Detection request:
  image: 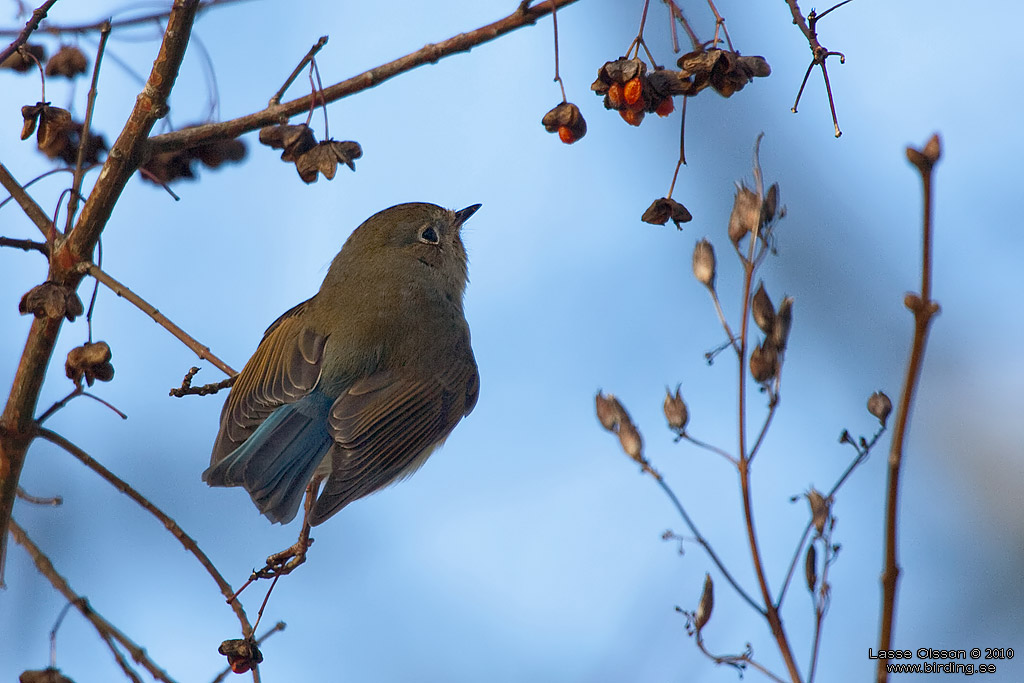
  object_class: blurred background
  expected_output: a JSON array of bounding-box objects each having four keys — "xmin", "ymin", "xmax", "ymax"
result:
[{"xmin": 2, "ymin": 0, "xmax": 1022, "ymax": 681}]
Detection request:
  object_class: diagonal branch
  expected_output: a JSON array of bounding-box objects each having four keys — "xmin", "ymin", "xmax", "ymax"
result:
[
  {"xmin": 147, "ymin": 0, "xmax": 582, "ymax": 156},
  {"xmin": 0, "ymin": 0, "xmax": 60, "ymax": 66},
  {"xmin": 1, "ymin": 0, "xmax": 204, "ymax": 577},
  {"xmin": 35, "ymin": 428, "xmax": 253, "ymax": 636},
  {"xmin": 9, "ymin": 518, "xmax": 180, "ymax": 683}
]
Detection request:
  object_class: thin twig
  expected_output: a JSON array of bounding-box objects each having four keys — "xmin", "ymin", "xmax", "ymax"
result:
[
  {"xmin": 0, "ymin": 236, "xmax": 49, "ymax": 254},
  {"xmin": 80, "ymin": 262, "xmax": 237, "ymax": 377},
  {"xmin": 147, "ymin": 0, "xmax": 583, "ymax": 156},
  {"xmin": 0, "ymin": 0, "xmax": 60, "ymax": 66},
  {"xmin": 34, "ymin": 427, "xmax": 254, "ymax": 638},
  {"xmin": 877, "ymin": 135, "xmax": 941, "ymax": 683},
  {"xmin": 65, "ymin": 21, "xmax": 112, "ymax": 234},
  {"xmin": 0, "ymin": 161, "xmax": 52, "ymax": 237},
  {"xmin": 0, "ymin": 0, "xmax": 248, "ymax": 37},
  {"xmin": 16, "ymin": 486, "xmax": 62, "ymax": 505},
  {"xmin": 269, "ymin": 36, "xmax": 328, "ymax": 106},
  {"xmin": 9, "ymin": 518, "xmax": 178, "ymax": 683},
  {"xmin": 169, "ymin": 366, "xmax": 236, "ymax": 397},
  {"xmin": 680, "ymin": 433, "xmax": 736, "ymax": 465},
  {"xmin": 644, "ymin": 464, "xmax": 763, "ymax": 614},
  {"xmin": 694, "ymin": 632, "xmax": 787, "ymax": 683},
  {"xmin": 550, "ymin": 0, "xmax": 566, "ymax": 102}
]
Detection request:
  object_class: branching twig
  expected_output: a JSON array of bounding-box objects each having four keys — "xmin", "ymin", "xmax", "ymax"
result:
[
  {"xmin": 0, "ymin": 0, "xmax": 60, "ymax": 66},
  {"xmin": 34, "ymin": 427, "xmax": 254, "ymax": 638},
  {"xmin": 146, "ymin": 0, "xmax": 582, "ymax": 156},
  {"xmin": 8, "ymin": 518, "xmax": 178, "ymax": 683},
  {"xmin": 785, "ymin": 0, "xmax": 852, "ymax": 137},
  {"xmin": 694, "ymin": 633, "xmax": 787, "ymax": 683},
  {"xmin": 269, "ymin": 36, "xmax": 328, "ymax": 106},
  {"xmin": 0, "ymin": 162, "xmax": 52, "ymax": 237},
  {"xmin": 170, "ymin": 366, "xmax": 236, "ymax": 397},
  {"xmin": 0, "ymin": 0, "xmax": 246, "ymax": 37},
  {"xmin": 876, "ymin": 134, "xmax": 941, "ymax": 683}
]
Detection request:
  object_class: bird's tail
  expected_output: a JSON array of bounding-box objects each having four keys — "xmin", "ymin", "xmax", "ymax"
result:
[{"xmin": 202, "ymin": 392, "xmax": 334, "ymax": 524}]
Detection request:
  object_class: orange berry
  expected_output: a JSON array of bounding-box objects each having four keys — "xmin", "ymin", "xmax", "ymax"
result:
[
  {"xmin": 558, "ymin": 126, "xmax": 576, "ymax": 144},
  {"xmin": 607, "ymin": 82, "xmax": 624, "ymax": 109},
  {"xmin": 655, "ymin": 97, "xmax": 675, "ymax": 117},
  {"xmin": 624, "ymin": 76, "xmax": 643, "ymax": 105},
  {"xmin": 619, "ymin": 109, "xmax": 644, "ymax": 127}
]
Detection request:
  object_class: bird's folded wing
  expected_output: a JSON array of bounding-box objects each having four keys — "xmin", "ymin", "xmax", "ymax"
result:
[
  {"xmin": 210, "ymin": 305, "xmax": 326, "ymax": 466},
  {"xmin": 311, "ymin": 361, "xmax": 479, "ymax": 525}
]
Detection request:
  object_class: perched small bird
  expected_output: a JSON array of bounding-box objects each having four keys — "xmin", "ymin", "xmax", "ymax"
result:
[{"xmin": 203, "ymin": 202, "xmax": 480, "ymax": 526}]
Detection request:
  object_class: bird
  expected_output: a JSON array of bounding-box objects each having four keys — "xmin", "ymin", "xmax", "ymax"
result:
[{"xmin": 203, "ymin": 202, "xmax": 480, "ymax": 527}]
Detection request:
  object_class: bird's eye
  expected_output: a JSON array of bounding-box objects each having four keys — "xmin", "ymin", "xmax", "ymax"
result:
[{"xmin": 419, "ymin": 226, "xmax": 439, "ymax": 244}]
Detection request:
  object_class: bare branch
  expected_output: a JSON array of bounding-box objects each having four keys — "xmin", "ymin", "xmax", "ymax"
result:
[
  {"xmin": 147, "ymin": 0, "xmax": 582, "ymax": 156},
  {"xmin": 35, "ymin": 427, "xmax": 255, "ymax": 638},
  {"xmin": 0, "ymin": 0, "xmax": 60, "ymax": 66},
  {"xmin": 81, "ymin": 262, "xmax": 237, "ymax": 376},
  {"xmin": 0, "ymin": 161, "xmax": 52, "ymax": 237},
  {"xmin": 9, "ymin": 517, "xmax": 179, "ymax": 683}
]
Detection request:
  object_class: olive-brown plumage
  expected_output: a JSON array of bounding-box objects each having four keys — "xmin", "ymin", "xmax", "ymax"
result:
[{"xmin": 204, "ymin": 202, "xmax": 480, "ymax": 525}]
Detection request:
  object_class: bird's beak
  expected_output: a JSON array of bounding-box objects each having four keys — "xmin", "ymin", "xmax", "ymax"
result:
[{"xmin": 454, "ymin": 204, "xmax": 482, "ymax": 226}]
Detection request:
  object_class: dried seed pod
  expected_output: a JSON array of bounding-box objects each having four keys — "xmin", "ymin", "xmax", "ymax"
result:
[
  {"xmin": 727, "ymin": 185, "xmax": 760, "ymax": 244},
  {"xmin": 192, "ymin": 138, "xmax": 247, "ymax": 169},
  {"xmin": 595, "ymin": 391, "xmax": 627, "ymax": 432},
  {"xmin": 663, "ymin": 385, "xmax": 689, "ymax": 433},
  {"xmin": 654, "ymin": 97, "xmax": 674, "ymax": 117},
  {"xmin": 65, "ymin": 341, "xmax": 114, "ymax": 386},
  {"xmin": 641, "ymin": 197, "xmax": 692, "ymax": 229},
  {"xmin": 749, "ymin": 340, "xmax": 778, "ymax": 383},
  {"xmin": 867, "ymin": 391, "xmax": 893, "ymax": 427},
  {"xmin": 541, "ymin": 102, "xmax": 587, "ymax": 144},
  {"xmin": 771, "ymin": 296, "xmax": 793, "ymax": 350},
  {"xmin": 907, "ymin": 134, "xmax": 941, "ymax": 172},
  {"xmin": 804, "ymin": 543, "xmax": 817, "ymax": 593},
  {"xmin": 1, "ymin": 43, "xmax": 45, "ymax": 72},
  {"xmin": 618, "ymin": 108, "xmax": 644, "ymax": 126},
  {"xmin": 806, "ymin": 488, "xmax": 829, "ymax": 537},
  {"xmin": 45, "ymin": 46, "xmax": 88, "ymax": 78},
  {"xmin": 694, "ymin": 573, "xmax": 714, "ymax": 632},
  {"xmin": 762, "ymin": 182, "xmax": 780, "ymax": 225},
  {"xmin": 617, "ymin": 419, "xmax": 644, "ymax": 464},
  {"xmin": 259, "ymin": 123, "xmax": 317, "ymax": 162},
  {"xmin": 18, "ymin": 668, "xmax": 74, "ymax": 683},
  {"xmin": 692, "ymin": 239, "xmax": 716, "ymax": 289},
  {"xmin": 751, "ymin": 282, "xmax": 775, "ymax": 335},
  {"xmin": 294, "ymin": 139, "xmax": 363, "ymax": 183},
  {"xmin": 19, "ymin": 282, "xmax": 83, "ymax": 321},
  {"xmin": 218, "ymin": 638, "xmax": 264, "ymax": 675}
]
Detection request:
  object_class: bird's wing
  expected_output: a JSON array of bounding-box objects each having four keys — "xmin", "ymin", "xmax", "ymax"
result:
[
  {"xmin": 209, "ymin": 300, "xmax": 327, "ymax": 466},
  {"xmin": 311, "ymin": 359, "xmax": 479, "ymax": 525}
]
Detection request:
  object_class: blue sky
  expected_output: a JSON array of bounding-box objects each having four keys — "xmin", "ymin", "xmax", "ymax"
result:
[{"xmin": 2, "ymin": 1, "xmax": 1023, "ymax": 681}]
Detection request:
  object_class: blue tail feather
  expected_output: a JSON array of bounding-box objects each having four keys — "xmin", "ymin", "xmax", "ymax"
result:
[{"xmin": 203, "ymin": 392, "xmax": 334, "ymax": 524}]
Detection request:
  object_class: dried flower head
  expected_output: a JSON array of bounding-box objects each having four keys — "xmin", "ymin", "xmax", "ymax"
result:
[
  {"xmin": 749, "ymin": 340, "xmax": 778, "ymax": 384},
  {"xmin": 259, "ymin": 123, "xmax": 317, "ymax": 162},
  {"xmin": 19, "ymin": 282, "xmax": 83, "ymax": 321},
  {"xmin": 45, "ymin": 46, "xmax": 88, "ymax": 78},
  {"xmin": 727, "ymin": 184, "xmax": 760, "ymax": 244},
  {"xmin": 771, "ymin": 296, "xmax": 793, "ymax": 350},
  {"xmin": 592, "ymin": 58, "xmax": 679, "ymax": 124},
  {"xmin": 18, "ymin": 668, "xmax": 74, "ymax": 683},
  {"xmin": 641, "ymin": 197, "xmax": 692, "ymax": 229},
  {"xmin": 617, "ymin": 419, "xmax": 644, "ymax": 464},
  {"xmin": 806, "ymin": 488, "xmax": 829, "ymax": 537},
  {"xmin": 751, "ymin": 282, "xmax": 776, "ymax": 335},
  {"xmin": 694, "ymin": 573, "xmax": 714, "ymax": 632},
  {"xmin": 294, "ymin": 139, "xmax": 362, "ymax": 183},
  {"xmin": 541, "ymin": 102, "xmax": 587, "ymax": 144},
  {"xmin": 218, "ymin": 638, "xmax": 264, "ymax": 675},
  {"xmin": 804, "ymin": 543, "xmax": 818, "ymax": 593},
  {"xmin": 867, "ymin": 391, "xmax": 892, "ymax": 427},
  {"xmin": 595, "ymin": 391, "xmax": 627, "ymax": 432},
  {"xmin": 663, "ymin": 385, "xmax": 689, "ymax": 433},
  {"xmin": 65, "ymin": 341, "xmax": 114, "ymax": 386},
  {"xmin": 1, "ymin": 43, "xmax": 45, "ymax": 73},
  {"xmin": 692, "ymin": 239, "xmax": 716, "ymax": 289},
  {"xmin": 677, "ymin": 48, "xmax": 770, "ymax": 98}
]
